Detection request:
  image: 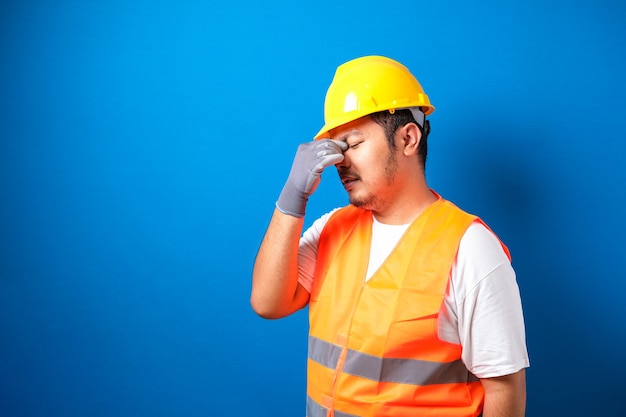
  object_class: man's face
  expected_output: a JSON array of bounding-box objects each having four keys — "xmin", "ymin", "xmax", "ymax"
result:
[{"xmin": 330, "ymin": 116, "xmax": 400, "ymax": 212}]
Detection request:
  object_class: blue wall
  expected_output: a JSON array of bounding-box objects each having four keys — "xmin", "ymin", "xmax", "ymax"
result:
[{"xmin": 1, "ymin": 1, "xmax": 625, "ymax": 416}]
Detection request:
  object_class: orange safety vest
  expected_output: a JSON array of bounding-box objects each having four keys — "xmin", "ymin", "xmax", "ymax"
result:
[{"xmin": 307, "ymin": 198, "xmax": 506, "ymax": 417}]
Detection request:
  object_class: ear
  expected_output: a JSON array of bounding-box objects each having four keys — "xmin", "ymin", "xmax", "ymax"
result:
[{"xmin": 398, "ymin": 123, "xmax": 422, "ymax": 156}]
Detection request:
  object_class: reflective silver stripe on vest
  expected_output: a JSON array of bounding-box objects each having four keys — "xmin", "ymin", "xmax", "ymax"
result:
[
  {"xmin": 307, "ymin": 396, "xmax": 360, "ymax": 417},
  {"xmin": 309, "ymin": 334, "xmax": 344, "ymax": 369},
  {"xmin": 309, "ymin": 335, "xmax": 478, "ymax": 386}
]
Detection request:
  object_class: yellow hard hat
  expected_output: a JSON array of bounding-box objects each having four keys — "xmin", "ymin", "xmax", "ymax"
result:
[{"xmin": 314, "ymin": 55, "xmax": 434, "ymax": 140}]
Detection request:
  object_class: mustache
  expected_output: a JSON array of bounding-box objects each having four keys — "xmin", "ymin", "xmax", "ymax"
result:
[{"xmin": 337, "ymin": 167, "xmax": 360, "ymax": 181}]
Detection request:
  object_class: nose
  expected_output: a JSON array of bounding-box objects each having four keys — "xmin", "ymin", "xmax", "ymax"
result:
[{"xmin": 337, "ymin": 150, "xmax": 350, "ymax": 169}]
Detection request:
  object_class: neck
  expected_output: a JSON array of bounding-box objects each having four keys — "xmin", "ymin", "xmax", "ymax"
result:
[{"xmin": 373, "ymin": 185, "xmax": 438, "ymax": 225}]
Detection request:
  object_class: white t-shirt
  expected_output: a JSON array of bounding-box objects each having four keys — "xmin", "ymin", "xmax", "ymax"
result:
[{"xmin": 298, "ymin": 209, "xmax": 530, "ymax": 379}]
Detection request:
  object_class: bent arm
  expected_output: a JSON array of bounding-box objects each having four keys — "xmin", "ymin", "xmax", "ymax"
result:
[
  {"xmin": 251, "ymin": 208, "xmax": 310, "ymax": 319},
  {"xmin": 480, "ymin": 369, "xmax": 527, "ymax": 417}
]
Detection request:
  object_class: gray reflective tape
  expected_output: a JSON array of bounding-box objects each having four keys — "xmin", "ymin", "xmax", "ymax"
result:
[
  {"xmin": 309, "ymin": 335, "xmax": 343, "ymax": 368},
  {"xmin": 306, "ymin": 396, "xmax": 361, "ymax": 417},
  {"xmin": 306, "ymin": 395, "xmax": 326, "ymax": 417},
  {"xmin": 344, "ymin": 350, "xmax": 478, "ymax": 385},
  {"xmin": 309, "ymin": 335, "xmax": 478, "ymax": 386},
  {"xmin": 335, "ymin": 410, "xmax": 360, "ymax": 417}
]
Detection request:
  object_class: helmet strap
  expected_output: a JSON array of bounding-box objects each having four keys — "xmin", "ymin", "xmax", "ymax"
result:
[
  {"xmin": 407, "ymin": 107, "xmax": 425, "ymax": 129},
  {"xmin": 393, "ymin": 107, "xmax": 425, "ymax": 129}
]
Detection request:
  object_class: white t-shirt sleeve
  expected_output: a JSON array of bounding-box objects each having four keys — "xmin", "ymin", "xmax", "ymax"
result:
[
  {"xmin": 298, "ymin": 209, "xmax": 339, "ymax": 293},
  {"xmin": 444, "ymin": 222, "xmax": 530, "ymax": 378}
]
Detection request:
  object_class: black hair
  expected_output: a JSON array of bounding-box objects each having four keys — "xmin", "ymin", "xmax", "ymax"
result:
[{"xmin": 369, "ymin": 109, "xmax": 430, "ymax": 169}]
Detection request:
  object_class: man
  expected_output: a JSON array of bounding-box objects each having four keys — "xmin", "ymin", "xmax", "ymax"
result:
[{"xmin": 251, "ymin": 55, "xmax": 529, "ymax": 417}]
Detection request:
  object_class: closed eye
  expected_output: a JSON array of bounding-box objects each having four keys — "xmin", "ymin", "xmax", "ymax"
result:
[{"xmin": 348, "ymin": 141, "xmax": 363, "ymax": 149}]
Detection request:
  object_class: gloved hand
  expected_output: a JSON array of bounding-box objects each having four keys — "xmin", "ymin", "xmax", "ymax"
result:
[{"xmin": 276, "ymin": 139, "xmax": 348, "ymax": 217}]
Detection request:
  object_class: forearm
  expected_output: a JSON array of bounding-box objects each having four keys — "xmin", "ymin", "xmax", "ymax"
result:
[
  {"xmin": 251, "ymin": 139, "xmax": 346, "ymax": 318},
  {"xmin": 481, "ymin": 369, "xmax": 527, "ymax": 417},
  {"xmin": 251, "ymin": 208, "xmax": 307, "ymax": 318}
]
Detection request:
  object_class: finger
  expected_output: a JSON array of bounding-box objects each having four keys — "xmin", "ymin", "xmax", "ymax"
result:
[
  {"xmin": 316, "ymin": 139, "xmax": 348, "ymax": 154},
  {"xmin": 315, "ymin": 143, "xmax": 346, "ymax": 160},
  {"xmin": 328, "ymin": 139, "xmax": 349, "ymax": 152},
  {"xmin": 313, "ymin": 153, "xmax": 345, "ymax": 173}
]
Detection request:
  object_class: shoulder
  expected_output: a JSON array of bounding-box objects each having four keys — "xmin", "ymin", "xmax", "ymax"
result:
[
  {"xmin": 451, "ymin": 221, "xmax": 514, "ymax": 303},
  {"xmin": 459, "ymin": 222, "xmax": 509, "ymax": 266}
]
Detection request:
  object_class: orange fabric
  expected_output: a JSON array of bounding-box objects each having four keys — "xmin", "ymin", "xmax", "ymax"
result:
[{"xmin": 308, "ymin": 198, "xmax": 487, "ymax": 417}]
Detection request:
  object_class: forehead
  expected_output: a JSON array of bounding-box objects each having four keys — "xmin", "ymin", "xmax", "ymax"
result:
[{"xmin": 329, "ymin": 116, "xmax": 382, "ymax": 141}]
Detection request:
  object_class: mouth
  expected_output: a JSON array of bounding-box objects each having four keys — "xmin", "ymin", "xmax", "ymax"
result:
[{"xmin": 340, "ymin": 175, "xmax": 359, "ymax": 189}]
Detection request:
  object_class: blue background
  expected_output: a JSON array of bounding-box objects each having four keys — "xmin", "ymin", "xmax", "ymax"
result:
[{"xmin": 1, "ymin": 1, "xmax": 625, "ymax": 416}]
